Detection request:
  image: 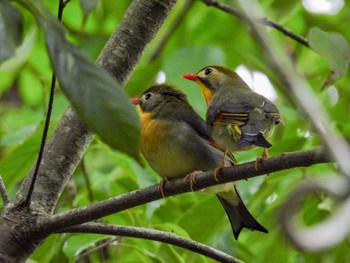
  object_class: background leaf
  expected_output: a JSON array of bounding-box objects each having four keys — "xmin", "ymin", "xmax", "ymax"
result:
[
  {"xmin": 308, "ymin": 27, "xmax": 349, "ymax": 84},
  {"xmin": 14, "ymin": 0, "xmax": 141, "ymax": 162},
  {"xmin": 0, "ymin": 0, "xmax": 22, "ymax": 63},
  {"xmin": 63, "ymin": 234, "xmax": 108, "ymax": 262}
]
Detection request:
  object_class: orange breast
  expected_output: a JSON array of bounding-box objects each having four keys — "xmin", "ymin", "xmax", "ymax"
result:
[
  {"xmin": 141, "ymin": 118, "xmax": 168, "ymax": 152},
  {"xmin": 196, "ymin": 80, "xmax": 214, "ymax": 105}
]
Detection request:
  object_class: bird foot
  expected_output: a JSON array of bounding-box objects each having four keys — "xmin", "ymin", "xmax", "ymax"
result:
[
  {"xmin": 213, "ymin": 166, "xmax": 222, "ymax": 182},
  {"xmin": 159, "ymin": 177, "xmax": 169, "ymax": 198},
  {"xmin": 254, "ymin": 148, "xmax": 269, "ymax": 172},
  {"xmin": 185, "ymin": 170, "xmax": 203, "ymax": 192},
  {"xmin": 214, "ymin": 149, "xmax": 229, "ymax": 181}
]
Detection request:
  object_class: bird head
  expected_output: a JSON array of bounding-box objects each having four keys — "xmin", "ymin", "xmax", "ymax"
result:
[
  {"xmin": 130, "ymin": 84, "xmax": 188, "ymax": 114},
  {"xmin": 183, "ymin": 65, "xmax": 242, "ymax": 105}
]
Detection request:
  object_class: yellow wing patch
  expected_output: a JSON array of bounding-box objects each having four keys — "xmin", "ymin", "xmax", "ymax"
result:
[{"xmin": 214, "ymin": 112, "xmax": 249, "ymax": 126}]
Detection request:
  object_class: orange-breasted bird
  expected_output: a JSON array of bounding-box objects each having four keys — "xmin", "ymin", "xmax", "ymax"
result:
[
  {"xmin": 183, "ymin": 65, "xmax": 281, "ymax": 162},
  {"xmin": 130, "ymin": 84, "xmax": 267, "ymax": 239}
]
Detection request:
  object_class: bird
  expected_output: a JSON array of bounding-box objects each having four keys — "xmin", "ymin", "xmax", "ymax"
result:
[
  {"xmin": 130, "ymin": 84, "xmax": 267, "ymax": 239},
  {"xmin": 182, "ymin": 65, "xmax": 281, "ymax": 166}
]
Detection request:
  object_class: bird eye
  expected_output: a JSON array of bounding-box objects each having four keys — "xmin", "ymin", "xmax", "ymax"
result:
[
  {"xmin": 204, "ymin": 68, "xmax": 213, "ymax": 76},
  {"xmin": 144, "ymin": 93, "xmax": 152, "ymax": 100}
]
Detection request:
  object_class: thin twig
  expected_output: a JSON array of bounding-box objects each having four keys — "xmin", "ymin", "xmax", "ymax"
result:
[
  {"xmin": 63, "ymin": 223, "xmax": 242, "ymax": 263},
  {"xmin": 81, "ymin": 158, "xmax": 95, "ymax": 203},
  {"xmin": 75, "ymin": 237, "xmax": 116, "ymax": 262},
  {"xmin": 25, "ymin": 74, "xmax": 57, "ymax": 206},
  {"xmin": 36, "ymin": 148, "xmax": 329, "ymax": 235},
  {"xmin": 149, "ymin": 0, "xmax": 194, "ymax": 61},
  {"xmin": 0, "ymin": 175, "xmax": 10, "ymax": 207},
  {"xmin": 201, "ymin": 0, "xmax": 310, "ymax": 48},
  {"xmin": 259, "ymin": 17, "xmax": 310, "ymax": 47},
  {"xmin": 25, "ymin": 0, "xmax": 69, "ymax": 206}
]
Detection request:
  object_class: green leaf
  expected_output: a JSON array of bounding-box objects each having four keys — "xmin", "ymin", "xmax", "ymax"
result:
[
  {"xmin": 268, "ymin": 1, "xmax": 301, "ymax": 23},
  {"xmin": 0, "ymin": 0, "xmax": 22, "ymax": 63},
  {"xmin": 308, "ymin": 27, "xmax": 350, "ymax": 84},
  {"xmin": 14, "ymin": 0, "xmax": 141, "ymax": 162},
  {"xmin": 0, "ymin": 25, "xmax": 37, "ymax": 73},
  {"xmin": 63, "ymin": 234, "xmax": 108, "ymax": 262},
  {"xmin": 0, "ymin": 131, "xmax": 41, "ymax": 193},
  {"xmin": 176, "ymin": 195, "xmax": 228, "ymax": 242},
  {"xmin": 30, "ymin": 235, "xmax": 65, "ymax": 263}
]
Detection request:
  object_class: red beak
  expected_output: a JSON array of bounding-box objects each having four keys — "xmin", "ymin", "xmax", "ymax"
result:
[
  {"xmin": 130, "ymin": 98, "xmax": 140, "ymax": 105},
  {"xmin": 182, "ymin": 73, "xmax": 197, "ymax": 81}
]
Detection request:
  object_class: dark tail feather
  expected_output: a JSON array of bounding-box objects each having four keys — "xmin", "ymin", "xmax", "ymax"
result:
[
  {"xmin": 216, "ymin": 191, "xmax": 268, "ymax": 240},
  {"xmin": 236, "ymin": 133, "xmax": 272, "ymax": 148}
]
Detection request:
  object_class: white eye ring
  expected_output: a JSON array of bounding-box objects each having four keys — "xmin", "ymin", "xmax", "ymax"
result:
[
  {"xmin": 204, "ymin": 68, "xmax": 213, "ymax": 75},
  {"xmin": 144, "ymin": 93, "xmax": 152, "ymax": 100}
]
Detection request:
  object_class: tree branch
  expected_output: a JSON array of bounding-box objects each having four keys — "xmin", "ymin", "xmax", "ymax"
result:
[
  {"xmin": 201, "ymin": 0, "xmax": 310, "ymax": 48},
  {"xmin": 75, "ymin": 237, "xmax": 117, "ymax": 262},
  {"xmin": 35, "ymin": 148, "xmax": 330, "ymax": 236},
  {"xmin": 80, "ymin": 158, "xmax": 95, "ymax": 203},
  {"xmin": 63, "ymin": 223, "xmax": 242, "ymax": 263},
  {"xmin": 281, "ymin": 176, "xmax": 350, "ymax": 251},
  {"xmin": 0, "ymin": 175, "xmax": 10, "ymax": 208}
]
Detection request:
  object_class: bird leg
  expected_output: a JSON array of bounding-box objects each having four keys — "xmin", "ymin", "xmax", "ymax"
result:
[
  {"xmin": 254, "ymin": 148, "xmax": 269, "ymax": 171},
  {"xmin": 185, "ymin": 170, "xmax": 203, "ymax": 192},
  {"xmin": 214, "ymin": 149, "xmax": 228, "ymax": 182},
  {"xmin": 159, "ymin": 177, "xmax": 169, "ymax": 198}
]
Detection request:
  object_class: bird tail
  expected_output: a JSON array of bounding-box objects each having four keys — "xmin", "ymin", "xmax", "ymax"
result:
[
  {"xmin": 216, "ymin": 186, "xmax": 268, "ymax": 240},
  {"xmin": 235, "ymin": 132, "xmax": 272, "ymax": 148}
]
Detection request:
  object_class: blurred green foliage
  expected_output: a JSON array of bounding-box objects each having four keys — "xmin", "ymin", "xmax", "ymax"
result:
[{"xmin": 0, "ymin": 0, "xmax": 350, "ymax": 262}]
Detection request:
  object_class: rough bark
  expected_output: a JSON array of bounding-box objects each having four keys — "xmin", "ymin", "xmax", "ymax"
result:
[
  {"xmin": 35, "ymin": 148, "xmax": 329, "ymax": 236},
  {"xmin": 0, "ymin": 0, "xmax": 177, "ymax": 262}
]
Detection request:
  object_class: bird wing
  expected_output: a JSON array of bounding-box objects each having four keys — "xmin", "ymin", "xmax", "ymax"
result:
[
  {"xmin": 181, "ymin": 106, "xmax": 212, "ymax": 140},
  {"xmin": 207, "ymin": 96, "xmax": 250, "ymax": 127},
  {"xmin": 208, "ymin": 89, "xmax": 280, "ymax": 126},
  {"xmin": 180, "ymin": 107, "xmax": 237, "ymax": 165}
]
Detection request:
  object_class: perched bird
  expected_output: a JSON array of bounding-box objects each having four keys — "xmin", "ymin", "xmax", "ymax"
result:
[
  {"xmin": 183, "ymin": 65, "xmax": 281, "ymax": 163},
  {"xmin": 130, "ymin": 84, "xmax": 267, "ymax": 239}
]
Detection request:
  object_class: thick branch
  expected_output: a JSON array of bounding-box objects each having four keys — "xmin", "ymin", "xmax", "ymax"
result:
[
  {"xmin": 64, "ymin": 223, "xmax": 241, "ymax": 263},
  {"xmin": 35, "ymin": 148, "xmax": 330, "ymax": 236},
  {"xmin": 202, "ymin": 0, "xmax": 310, "ymax": 47}
]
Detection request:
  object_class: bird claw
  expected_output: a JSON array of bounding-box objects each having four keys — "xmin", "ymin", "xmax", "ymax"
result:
[
  {"xmin": 214, "ymin": 149, "xmax": 229, "ymax": 181},
  {"xmin": 213, "ymin": 167, "xmax": 222, "ymax": 182},
  {"xmin": 254, "ymin": 157, "xmax": 263, "ymax": 170},
  {"xmin": 185, "ymin": 170, "xmax": 203, "ymax": 192},
  {"xmin": 159, "ymin": 177, "xmax": 169, "ymax": 198}
]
